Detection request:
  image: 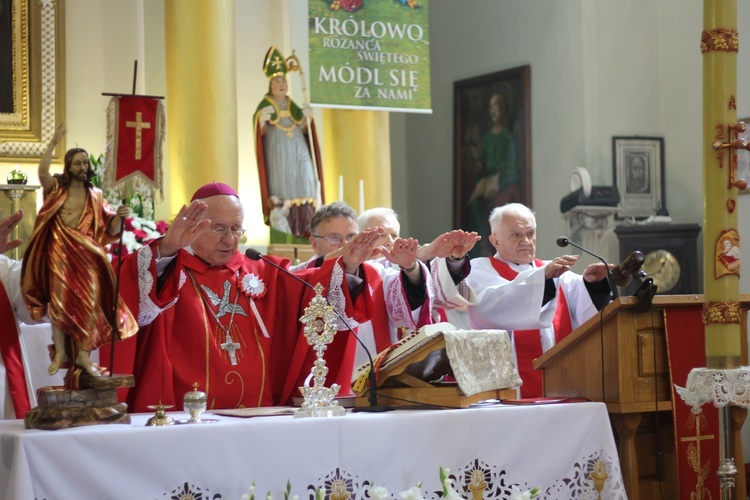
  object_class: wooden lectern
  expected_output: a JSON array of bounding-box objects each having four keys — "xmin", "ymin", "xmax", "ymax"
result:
[{"xmin": 533, "ymin": 295, "xmax": 749, "ymax": 500}]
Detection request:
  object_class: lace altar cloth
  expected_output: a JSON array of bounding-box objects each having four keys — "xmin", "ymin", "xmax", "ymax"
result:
[
  {"xmin": 675, "ymin": 366, "xmax": 750, "ymax": 414},
  {"xmin": 443, "ymin": 329, "xmax": 522, "ymax": 396}
]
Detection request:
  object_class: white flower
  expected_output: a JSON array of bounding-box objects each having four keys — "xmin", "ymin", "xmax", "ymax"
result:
[
  {"xmin": 443, "ymin": 486, "xmax": 463, "ymax": 500},
  {"xmin": 398, "ymin": 486, "xmax": 424, "ymax": 500},
  {"xmin": 121, "ymin": 231, "xmax": 138, "ymax": 251},
  {"xmin": 241, "ymin": 482, "xmax": 256, "ymax": 500},
  {"xmin": 370, "ymin": 485, "xmax": 389, "ymax": 500},
  {"xmin": 510, "ymin": 486, "xmax": 539, "ymax": 500},
  {"xmin": 440, "ymin": 468, "xmax": 462, "ymax": 500}
]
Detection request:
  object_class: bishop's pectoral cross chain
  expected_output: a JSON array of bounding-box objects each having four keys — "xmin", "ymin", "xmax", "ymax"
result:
[{"xmin": 192, "ymin": 271, "xmax": 248, "ymax": 366}]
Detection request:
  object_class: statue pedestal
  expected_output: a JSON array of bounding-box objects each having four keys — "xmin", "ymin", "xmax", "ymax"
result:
[{"xmin": 24, "ymin": 373, "xmax": 134, "ymax": 430}]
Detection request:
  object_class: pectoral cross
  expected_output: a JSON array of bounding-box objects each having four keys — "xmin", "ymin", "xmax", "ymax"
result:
[
  {"xmin": 221, "ymin": 333, "xmax": 241, "ymax": 366},
  {"xmin": 126, "ymin": 111, "xmax": 152, "ymax": 160}
]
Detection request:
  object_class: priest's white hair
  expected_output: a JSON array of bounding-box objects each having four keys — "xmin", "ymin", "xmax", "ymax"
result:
[
  {"xmin": 489, "ymin": 203, "xmax": 536, "ymax": 233},
  {"xmin": 357, "ymin": 207, "xmax": 399, "ymax": 231}
]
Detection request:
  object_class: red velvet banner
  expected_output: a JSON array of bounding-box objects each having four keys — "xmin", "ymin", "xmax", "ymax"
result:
[
  {"xmin": 114, "ymin": 96, "xmax": 159, "ymax": 183},
  {"xmin": 664, "ymin": 307, "xmax": 720, "ymax": 499}
]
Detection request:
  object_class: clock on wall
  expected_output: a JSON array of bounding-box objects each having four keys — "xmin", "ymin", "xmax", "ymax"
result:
[
  {"xmin": 614, "ymin": 223, "xmax": 701, "ymax": 295},
  {"xmin": 642, "ymin": 249, "xmax": 681, "ymax": 293}
]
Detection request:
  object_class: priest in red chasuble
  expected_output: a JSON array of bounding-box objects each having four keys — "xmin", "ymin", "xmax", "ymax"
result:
[
  {"xmin": 118, "ymin": 183, "xmax": 379, "ymax": 412},
  {"xmin": 22, "ymin": 123, "xmax": 137, "ymax": 385}
]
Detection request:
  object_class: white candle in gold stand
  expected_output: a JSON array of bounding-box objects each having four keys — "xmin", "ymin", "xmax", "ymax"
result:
[{"xmin": 702, "ymin": 0, "xmax": 740, "ymax": 368}]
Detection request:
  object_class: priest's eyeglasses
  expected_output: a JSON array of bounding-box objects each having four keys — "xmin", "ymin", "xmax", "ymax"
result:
[
  {"xmin": 211, "ymin": 226, "xmax": 246, "ymax": 238},
  {"xmin": 312, "ymin": 233, "xmax": 356, "ymax": 246}
]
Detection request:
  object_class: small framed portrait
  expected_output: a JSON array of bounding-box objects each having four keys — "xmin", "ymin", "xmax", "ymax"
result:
[
  {"xmin": 738, "ymin": 118, "xmax": 750, "ymax": 194},
  {"xmin": 612, "ymin": 136, "xmax": 666, "ymax": 219},
  {"xmin": 453, "ymin": 65, "xmax": 531, "ymax": 257}
]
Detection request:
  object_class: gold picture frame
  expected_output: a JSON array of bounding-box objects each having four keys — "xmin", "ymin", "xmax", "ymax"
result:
[
  {"xmin": 0, "ymin": 0, "xmax": 65, "ymax": 163},
  {"xmin": 453, "ymin": 65, "xmax": 532, "ymax": 258},
  {"xmin": 612, "ymin": 136, "xmax": 667, "ymax": 219}
]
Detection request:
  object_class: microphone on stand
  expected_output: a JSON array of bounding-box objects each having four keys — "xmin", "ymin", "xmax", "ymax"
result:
[
  {"xmin": 611, "ymin": 251, "xmax": 645, "ymax": 287},
  {"xmin": 245, "ymin": 248, "xmax": 393, "ymax": 413},
  {"xmin": 555, "ymin": 236, "xmax": 619, "ymax": 300}
]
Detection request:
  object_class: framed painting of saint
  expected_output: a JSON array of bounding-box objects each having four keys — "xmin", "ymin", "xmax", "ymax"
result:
[{"xmin": 453, "ymin": 65, "xmax": 531, "ymax": 258}]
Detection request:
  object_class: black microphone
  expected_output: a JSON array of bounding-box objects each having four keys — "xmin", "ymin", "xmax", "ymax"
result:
[
  {"xmin": 611, "ymin": 251, "xmax": 645, "ymax": 287},
  {"xmin": 245, "ymin": 248, "xmax": 393, "ymax": 412},
  {"xmin": 555, "ymin": 236, "xmax": 619, "ymax": 300}
]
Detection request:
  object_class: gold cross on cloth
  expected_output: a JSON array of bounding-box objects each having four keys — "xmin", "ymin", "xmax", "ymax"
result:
[{"xmin": 126, "ymin": 111, "xmax": 152, "ymax": 160}]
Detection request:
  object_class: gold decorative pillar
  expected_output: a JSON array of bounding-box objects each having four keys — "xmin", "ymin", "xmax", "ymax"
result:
[
  {"xmin": 702, "ymin": 0, "xmax": 740, "ymax": 369},
  {"xmin": 164, "ymin": 0, "xmax": 238, "ymax": 218},
  {"xmin": 701, "ymin": 1, "xmax": 746, "ymax": 496},
  {"xmin": 322, "ymin": 109, "xmax": 391, "ymax": 213}
]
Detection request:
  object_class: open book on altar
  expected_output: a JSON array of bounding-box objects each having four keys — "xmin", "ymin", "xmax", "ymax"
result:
[{"xmin": 350, "ymin": 323, "xmax": 522, "ymax": 407}]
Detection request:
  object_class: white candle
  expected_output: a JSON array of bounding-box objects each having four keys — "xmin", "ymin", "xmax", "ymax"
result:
[
  {"xmin": 359, "ymin": 179, "xmax": 365, "ymax": 214},
  {"xmin": 338, "ymin": 175, "xmax": 344, "ymax": 201}
]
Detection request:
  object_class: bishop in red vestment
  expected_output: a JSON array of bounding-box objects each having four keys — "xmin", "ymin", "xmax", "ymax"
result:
[{"xmin": 119, "ymin": 183, "xmax": 379, "ymax": 412}]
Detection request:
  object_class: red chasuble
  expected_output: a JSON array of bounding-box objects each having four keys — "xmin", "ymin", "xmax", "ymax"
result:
[
  {"xmin": 0, "ymin": 282, "xmax": 31, "ymax": 417},
  {"xmin": 119, "ymin": 244, "xmax": 368, "ymax": 412},
  {"xmin": 489, "ymin": 258, "xmax": 573, "ymax": 398}
]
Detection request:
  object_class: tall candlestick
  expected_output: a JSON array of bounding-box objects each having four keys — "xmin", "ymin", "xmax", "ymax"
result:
[
  {"xmin": 702, "ymin": 0, "xmax": 740, "ymax": 365},
  {"xmin": 359, "ymin": 179, "xmax": 364, "ymax": 214},
  {"xmin": 338, "ymin": 175, "xmax": 344, "ymax": 202}
]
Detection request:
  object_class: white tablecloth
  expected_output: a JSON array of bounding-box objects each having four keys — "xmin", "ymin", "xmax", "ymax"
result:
[{"xmin": 0, "ymin": 402, "xmax": 627, "ymax": 500}]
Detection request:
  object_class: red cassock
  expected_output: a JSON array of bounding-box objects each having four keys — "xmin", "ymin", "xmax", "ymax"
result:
[{"xmin": 118, "ymin": 243, "xmax": 370, "ymax": 412}]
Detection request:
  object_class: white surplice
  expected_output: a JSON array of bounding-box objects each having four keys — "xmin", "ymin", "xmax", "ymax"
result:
[{"xmin": 459, "ymin": 255, "xmax": 599, "ymax": 352}]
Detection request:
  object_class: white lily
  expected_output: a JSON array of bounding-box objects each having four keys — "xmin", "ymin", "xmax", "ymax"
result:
[
  {"xmin": 370, "ymin": 485, "xmax": 390, "ymax": 500},
  {"xmin": 398, "ymin": 484, "xmax": 424, "ymax": 500},
  {"xmin": 241, "ymin": 482, "xmax": 256, "ymax": 500},
  {"xmin": 510, "ymin": 485, "xmax": 540, "ymax": 500}
]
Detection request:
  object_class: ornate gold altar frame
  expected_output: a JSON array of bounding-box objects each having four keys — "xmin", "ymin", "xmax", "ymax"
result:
[{"xmin": 0, "ymin": 0, "xmax": 65, "ymax": 163}]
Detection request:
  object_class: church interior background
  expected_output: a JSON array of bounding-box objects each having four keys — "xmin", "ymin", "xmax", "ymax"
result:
[{"xmin": 2, "ymin": 0, "xmax": 750, "ymax": 470}]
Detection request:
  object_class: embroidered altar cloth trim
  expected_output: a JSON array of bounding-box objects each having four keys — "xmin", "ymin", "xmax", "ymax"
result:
[
  {"xmin": 676, "ymin": 366, "xmax": 750, "ymax": 413},
  {"xmin": 444, "ymin": 329, "xmax": 521, "ymax": 396}
]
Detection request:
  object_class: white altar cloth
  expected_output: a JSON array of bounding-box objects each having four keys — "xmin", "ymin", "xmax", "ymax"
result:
[{"xmin": 0, "ymin": 402, "xmax": 627, "ymax": 500}]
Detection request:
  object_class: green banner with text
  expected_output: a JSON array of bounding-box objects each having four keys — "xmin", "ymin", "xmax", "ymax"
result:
[{"xmin": 309, "ymin": 0, "xmax": 431, "ymax": 113}]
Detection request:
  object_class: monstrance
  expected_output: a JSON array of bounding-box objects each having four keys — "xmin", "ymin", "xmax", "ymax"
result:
[{"xmin": 295, "ymin": 283, "xmax": 346, "ymax": 418}]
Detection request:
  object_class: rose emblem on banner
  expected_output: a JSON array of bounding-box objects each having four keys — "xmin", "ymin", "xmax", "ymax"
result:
[{"xmin": 241, "ymin": 273, "xmax": 267, "ymax": 299}]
